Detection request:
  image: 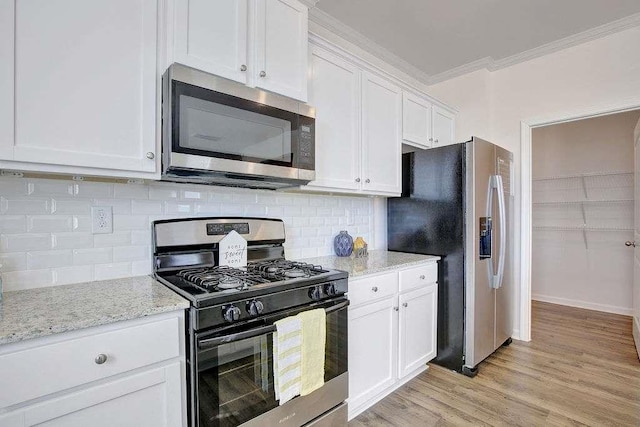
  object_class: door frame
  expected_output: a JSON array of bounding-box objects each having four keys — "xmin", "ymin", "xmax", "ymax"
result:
[{"xmin": 519, "ymin": 101, "xmax": 640, "ymax": 342}]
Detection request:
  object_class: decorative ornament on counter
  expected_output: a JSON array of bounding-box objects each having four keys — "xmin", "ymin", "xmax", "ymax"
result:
[
  {"xmin": 333, "ymin": 230, "xmax": 353, "ymax": 257},
  {"xmin": 353, "ymin": 237, "xmax": 368, "ymax": 258}
]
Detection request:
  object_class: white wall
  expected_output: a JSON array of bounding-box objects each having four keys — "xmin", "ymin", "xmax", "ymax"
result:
[
  {"xmin": 429, "ymin": 26, "xmax": 640, "ymax": 337},
  {"xmin": 0, "ymin": 177, "xmax": 375, "ymax": 292},
  {"xmin": 531, "ymin": 111, "xmax": 638, "ymax": 315}
]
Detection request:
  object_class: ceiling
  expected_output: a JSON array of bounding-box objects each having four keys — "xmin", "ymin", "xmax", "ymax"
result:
[{"xmin": 314, "ymin": 0, "xmax": 640, "ymax": 83}]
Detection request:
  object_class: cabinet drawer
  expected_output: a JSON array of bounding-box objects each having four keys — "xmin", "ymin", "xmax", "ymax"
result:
[
  {"xmin": 0, "ymin": 316, "xmax": 181, "ymax": 408},
  {"xmin": 348, "ymin": 272, "xmax": 398, "ymax": 307},
  {"xmin": 399, "ymin": 263, "xmax": 438, "ymax": 293}
]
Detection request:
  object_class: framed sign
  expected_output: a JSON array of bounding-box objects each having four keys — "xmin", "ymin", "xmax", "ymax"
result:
[{"xmin": 219, "ymin": 230, "xmax": 247, "ymax": 268}]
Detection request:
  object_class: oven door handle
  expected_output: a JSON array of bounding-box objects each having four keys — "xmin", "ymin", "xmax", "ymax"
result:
[
  {"xmin": 198, "ymin": 324, "xmax": 277, "ymax": 349},
  {"xmin": 198, "ymin": 299, "xmax": 350, "ymax": 350}
]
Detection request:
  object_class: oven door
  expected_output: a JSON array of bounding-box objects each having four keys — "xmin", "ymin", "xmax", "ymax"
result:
[{"xmin": 193, "ymin": 298, "xmax": 348, "ymax": 427}]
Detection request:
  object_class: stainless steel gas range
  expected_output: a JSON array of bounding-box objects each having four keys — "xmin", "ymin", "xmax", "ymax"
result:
[{"xmin": 152, "ymin": 217, "xmax": 348, "ymax": 427}]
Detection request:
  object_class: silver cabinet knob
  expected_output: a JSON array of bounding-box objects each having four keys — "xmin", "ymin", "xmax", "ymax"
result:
[
  {"xmin": 146, "ymin": 152, "xmax": 155, "ymax": 159},
  {"xmin": 394, "ymin": 307, "xmax": 399, "ymax": 312},
  {"xmin": 403, "ymin": 302, "xmax": 408, "ymax": 307},
  {"xmin": 365, "ymin": 179, "xmax": 370, "ymax": 183},
  {"xmin": 95, "ymin": 354, "xmax": 108, "ymax": 365},
  {"xmin": 434, "ymin": 139, "xmax": 439, "ymax": 144},
  {"xmin": 355, "ymin": 178, "xmax": 361, "ymax": 183},
  {"xmin": 240, "ymin": 64, "xmax": 247, "ymax": 71},
  {"xmin": 372, "ymin": 286, "xmax": 378, "ymax": 292},
  {"xmin": 429, "ymin": 137, "xmax": 433, "ymax": 142},
  {"xmin": 420, "ymin": 275, "xmax": 425, "ymax": 280},
  {"xmin": 259, "ymin": 71, "xmax": 266, "ymax": 77},
  {"xmin": 625, "ymin": 241, "xmax": 636, "ymax": 247}
]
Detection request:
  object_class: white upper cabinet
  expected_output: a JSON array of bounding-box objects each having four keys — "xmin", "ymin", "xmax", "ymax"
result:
[
  {"xmin": 307, "ymin": 46, "xmax": 360, "ymax": 191},
  {"xmin": 402, "ymin": 91, "xmax": 432, "ymax": 149},
  {"xmin": 173, "ymin": 0, "xmax": 248, "ymax": 84},
  {"xmin": 361, "ymin": 71, "xmax": 402, "ymax": 195},
  {"xmin": 170, "ymin": 0, "xmax": 308, "ymax": 101},
  {"xmin": 0, "ymin": 0, "xmax": 159, "ymax": 177},
  {"xmin": 432, "ymin": 104, "xmax": 456, "ymax": 147},
  {"xmin": 253, "ymin": 0, "xmax": 308, "ymax": 101}
]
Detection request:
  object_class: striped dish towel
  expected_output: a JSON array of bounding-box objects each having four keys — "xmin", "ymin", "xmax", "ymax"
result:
[
  {"xmin": 298, "ymin": 308, "xmax": 326, "ymax": 396},
  {"xmin": 273, "ymin": 316, "xmax": 303, "ymax": 405}
]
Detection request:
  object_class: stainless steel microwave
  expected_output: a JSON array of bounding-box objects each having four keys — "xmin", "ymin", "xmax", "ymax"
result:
[{"xmin": 161, "ymin": 64, "xmax": 315, "ymax": 189}]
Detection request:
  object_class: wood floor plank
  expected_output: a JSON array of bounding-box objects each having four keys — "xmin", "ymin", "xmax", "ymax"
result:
[{"xmin": 350, "ymin": 301, "xmax": 640, "ymax": 426}]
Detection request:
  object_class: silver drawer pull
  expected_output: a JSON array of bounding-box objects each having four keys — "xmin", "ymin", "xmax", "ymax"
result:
[
  {"xmin": 420, "ymin": 275, "xmax": 425, "ymax": 280},
  {"xmin": 394, "ymin": 307, "xmax": 399, "ymax": 311},
  {"xmin": 95, "ymin": 354, "xmax": 108, "ymax": 365},
  {"xmin": 403, "ymin": 302, "xmax": 408, "ymax": 307},
  {"xmin": 372, "ymin": 286, "xmax": 378, "ymax": 292}
]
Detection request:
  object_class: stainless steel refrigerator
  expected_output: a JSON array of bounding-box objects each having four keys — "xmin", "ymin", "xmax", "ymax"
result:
[{"xmin": 388, "ymin": 137, "xmax": 514, "ymax": 376}]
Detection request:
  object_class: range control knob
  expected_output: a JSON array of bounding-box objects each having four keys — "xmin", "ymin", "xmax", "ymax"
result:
[
  {"xmin": 324, "ymin": 283, "xmax": 337, "ymax": 296},
  {"xmin": 246, "ymin": 300, "xmax": 265, "ymax": 316},
  {"xmin": 223, "ymin": 305, "xmax": 242, "ymax": 323},
  {"xmin": 308, "ymin": 286, "xmax": 322, "ymax": 301}
]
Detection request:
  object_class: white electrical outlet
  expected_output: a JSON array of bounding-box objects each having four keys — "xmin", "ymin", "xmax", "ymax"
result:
[{"xmin": 91, "ymin": 206, "xmax": 113, "ymax": 234}]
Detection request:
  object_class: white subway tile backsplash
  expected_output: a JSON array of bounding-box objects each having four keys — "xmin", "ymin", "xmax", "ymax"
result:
[
  {"xmin": 0, "ymin": 253, "xmax": 27, "ymax": 272},
  {"xmin": 27, "ymin": 215, "xmax": 73, "ymax": 233},
  {"xmin": 28, "ymin": 181, "xmax": 74, "ymax": 197},
  {"xmin": 1, "ymin": 233, "xmax": 52, "ymax": 252},
  {"xmin": 27, "ymin": 250, "xmax": 73, "ymax": 269},
  {"xmin": 0, "ymin": 216, "xmax": 27, "ymax": 233},
  {"xmin": 73, "ymin": 248, "xmax": 112, "ymax": 265},
  {"xmin": 53, "ymin": 265, "xmax": 94, "ymax": 285},
  {"xmin": 94, "ymin": 232, "xmax": 131, "ymax": 248},
  {"xmin": 113, "ymin": 245, "xmax": 150, "ymax": 262},
  {"xmin": 0, "ymin": 197, "xmax": 51, "ymax": 215},
  {"xmin": 2, "ymin": 269, "xmax": 53, "ymax": 291},
  {"xmin": 132, "ymin": 200, "xmax": 163, "ymax": 215},
  {"xmin": 53, "ymin": 232, "xmax": 94, "ymax": 249},
  {"xmin": 0, "ymin": 177, "xmax": 375, "ymax": 291},
  {"xmin": 52, "ymin": 199, "xmax": 92, "ymax": 215},
  {"xmin": 94, "ymin": 262, "xmax": 132, "ymax": 281}
]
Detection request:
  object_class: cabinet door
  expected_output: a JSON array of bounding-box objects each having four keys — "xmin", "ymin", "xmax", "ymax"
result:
[
  {"xmin": 0, "ymin": 0, "xmax": 13, "ymax": 160},
  {"xmin": 361, "ymin": 71, "xmax": 401, "ymax": 195},
  {"xmin": 253, "ymin": 0, "xmax": 308, "ymax": 101},
  {"xmin": 173, "ymin": 0, "xmax": 248, "ymax": 84},
  {"xmin": 431, "ymin": 105, "xmax": 456, "ymax": 147},
  {"xmin": 19, "ymin": 363, "xmax": 184, "ymax": 427},
  {"xmin": 348, "ymin": 296, "xmax": 397, "ymax": 412},
  {"xmin": 7, "ymin": 0, "xmax": 157, "ymax": 173},
  {"xmin": 306, "ymin": 46, "xmax": 360, "ymax": 191},
  {"xmin": 398, "ymin": 284, "xmax": 437, "ymax": 378},
  {"xmin": 402, "ymin": 91, "xmax": 432, "ymax": 149}
]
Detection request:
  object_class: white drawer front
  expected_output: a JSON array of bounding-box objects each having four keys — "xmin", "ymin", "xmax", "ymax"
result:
[
  {"xmin": 399, "ymin": 263, "xmax": 438, "ymax": 293},
  {"xmin": 0, "ymin": 316, "xmax": 181, "ymax": 408},
  {"xmin": 348, "ymin": 272, "xmax": 398, "ymax": 307}
]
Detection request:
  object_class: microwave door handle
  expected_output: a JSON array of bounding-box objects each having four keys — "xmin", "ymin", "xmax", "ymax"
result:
[
  {"xmin": 197, "ymin": 299, "xmax": 349, "ymax": 349},
  {"xmin": 198, "ymin": 324, "xmax": 277, "ymax": 349}
]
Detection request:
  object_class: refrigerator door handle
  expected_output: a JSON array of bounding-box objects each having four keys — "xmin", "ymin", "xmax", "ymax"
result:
[{"xmin": 486, "ymin": 175, "xmax": 506, "ymax": 289}]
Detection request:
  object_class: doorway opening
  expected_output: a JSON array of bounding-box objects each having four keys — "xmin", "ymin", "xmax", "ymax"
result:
[{"xmin": 531, "ymin": 110, "xmax": 640, "ymax": 317}]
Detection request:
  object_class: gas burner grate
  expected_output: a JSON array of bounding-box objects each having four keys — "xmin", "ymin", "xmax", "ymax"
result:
[
  {"xmin": 176, "ymin": 266, "xmax": 271, "ymax": 293},
  {"xmin": 247, "ymin": 260, "xmax": 327, "ymax": 281}
]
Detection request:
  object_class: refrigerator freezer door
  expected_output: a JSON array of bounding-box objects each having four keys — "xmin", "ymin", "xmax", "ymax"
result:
[{"xmin": 467, "ymin": 138, "xmax": 497, "ymax": 368}]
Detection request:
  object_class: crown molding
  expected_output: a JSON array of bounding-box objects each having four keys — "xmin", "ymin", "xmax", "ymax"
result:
[
  {"xmin": 308, "ymin": 7, "xmax": 432, "ymax": 87},
  {"xmin": 429, "ymin": 11, "xmax": 640, "ymax": 85},
  {"xmin": 298, "ymin": 0, "xmax": 319, "ymax": 8},
  {"xmin": 310, "ymin": 7, "xmax": 640, "ymax": 86}
]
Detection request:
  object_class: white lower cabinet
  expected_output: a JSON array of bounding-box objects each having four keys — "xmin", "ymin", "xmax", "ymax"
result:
[
  {"xmin": 347, "ymin": 262, "xmax": 438, "ymax": 420},
  {"xmin": 0, "ymin": 311, "xmax": 186, "ymax": 427}
]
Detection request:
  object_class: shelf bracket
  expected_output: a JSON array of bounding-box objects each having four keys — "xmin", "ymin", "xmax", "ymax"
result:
[
  {"xmin": 580, "ymin": 202, "xmax": 587, "ymax": 227},
  {"xmin": 582, "ymin": 227, "xmax": 588, "ymax": 250},
  {"xmin": 581, "ymin": 175, "xmax": 588, "ymax": 200}
]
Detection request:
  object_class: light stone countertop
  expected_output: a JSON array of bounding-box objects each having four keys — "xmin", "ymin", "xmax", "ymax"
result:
[
  {"xmin": 297, "ymin": 250, "xmax": 440, "ymax": 277},
  {"xmin": 0, "ymin": 276, "xmax": 189, "ymax": 345}
]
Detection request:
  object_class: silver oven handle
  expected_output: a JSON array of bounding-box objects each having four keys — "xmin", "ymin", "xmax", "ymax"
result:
[{"xmin": 197, "ymin": 299, "xmax": 350, "ymax": 350}]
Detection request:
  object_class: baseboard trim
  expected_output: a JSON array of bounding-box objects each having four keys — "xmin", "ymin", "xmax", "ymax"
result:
[
  {"xmin": 633, "ymin": 316, "xmax": 640, "ymax": 360},
  {"xmin": 532, "ymin": 294, "xmax": 633, "ymax": 316}
]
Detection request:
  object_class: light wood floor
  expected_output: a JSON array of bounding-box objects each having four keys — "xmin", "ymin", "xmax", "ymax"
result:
[{"xmin": 350, "ymin": 301, "xmax": 640, "ymax": 426}]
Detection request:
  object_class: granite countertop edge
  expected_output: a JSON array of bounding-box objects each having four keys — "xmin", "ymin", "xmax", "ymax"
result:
[
  {"xmin": 0, "ymin": 276, "xmax": 190, "ymax": 346},
  {"xmin": 297, "ymin": 250, "xmax": 440, "ymax": 278}
]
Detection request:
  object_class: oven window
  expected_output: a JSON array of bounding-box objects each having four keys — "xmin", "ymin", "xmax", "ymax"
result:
[
  {"xmin": 196, "ymin": 307, "xmax": 347, "ymax": 427},
  {"xmin": 172, "ymin": 81, "xmax": 297, "ymax": 167}
]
